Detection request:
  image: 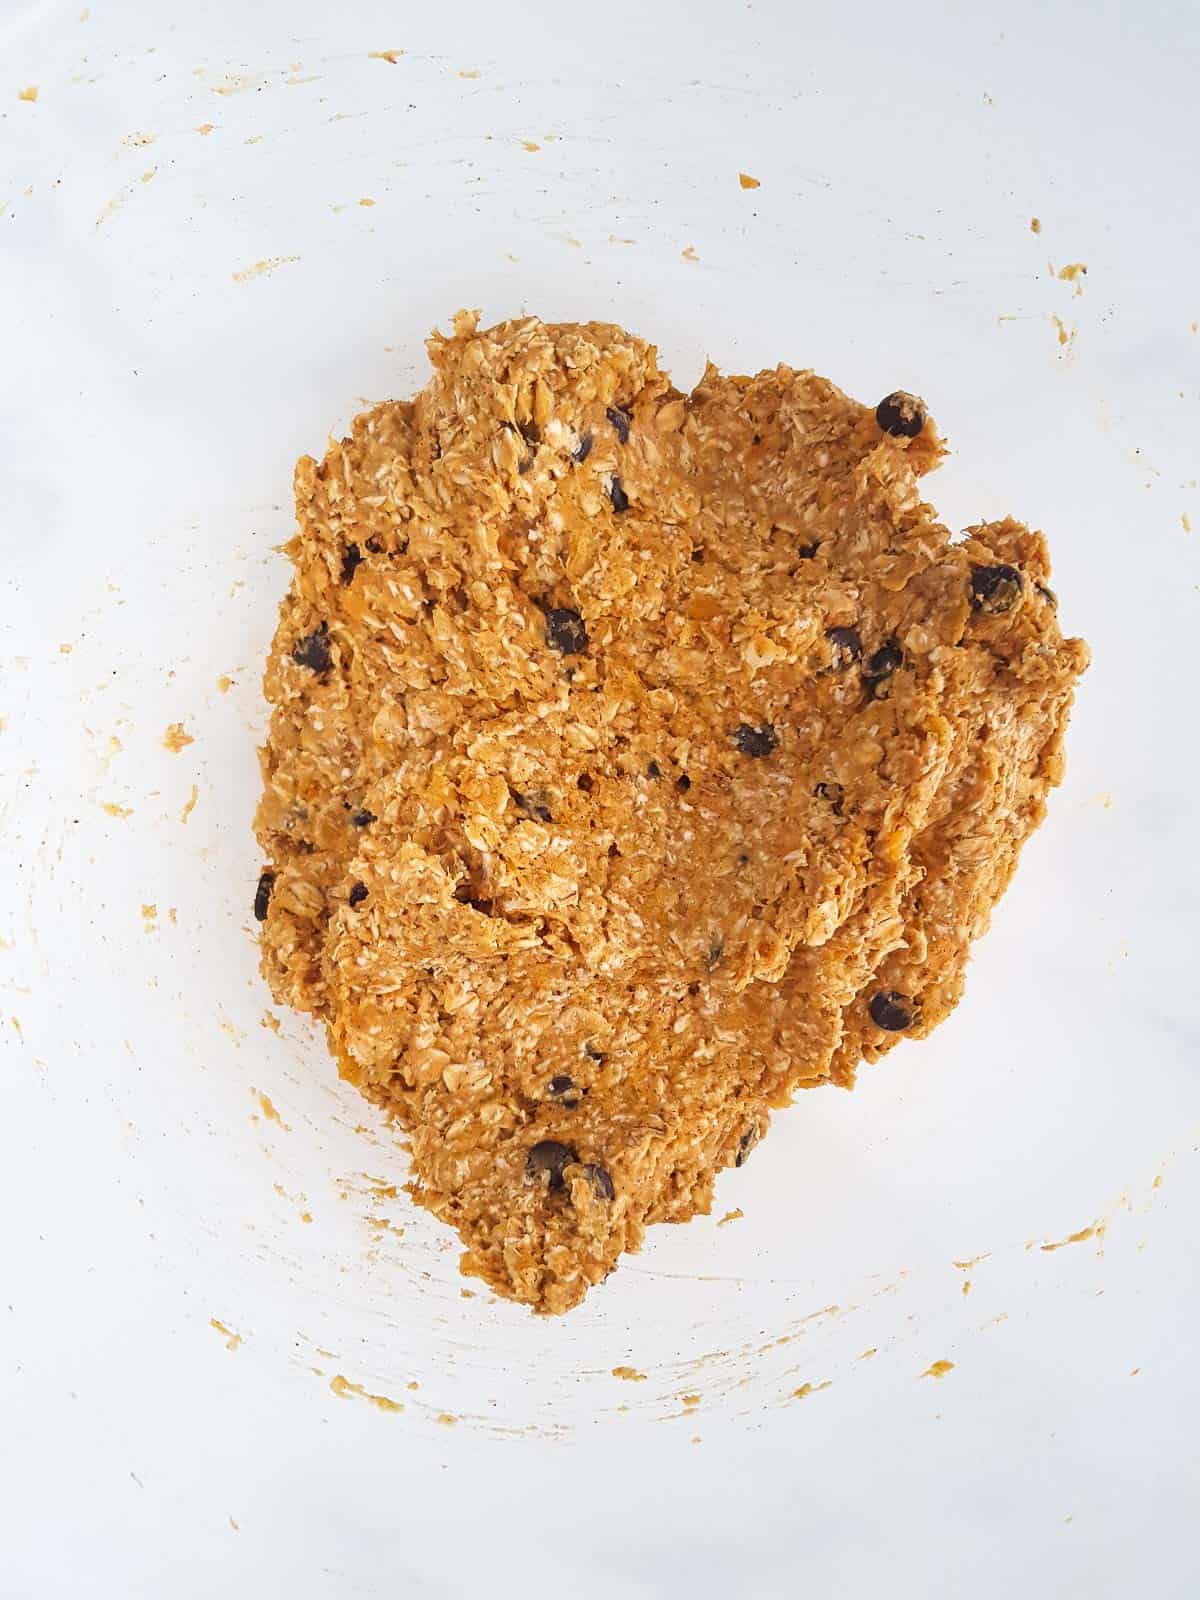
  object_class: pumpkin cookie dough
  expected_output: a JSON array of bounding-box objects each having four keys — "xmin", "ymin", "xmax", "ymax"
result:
[{"xmin": 254, "ymin": 312, "xmax": 1087, "ymax": 1312}]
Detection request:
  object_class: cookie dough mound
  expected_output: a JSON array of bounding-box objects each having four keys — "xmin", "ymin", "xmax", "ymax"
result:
[{"xmin": 254, "ymin": 312, "xmax": 1087, "ymax": 1312}]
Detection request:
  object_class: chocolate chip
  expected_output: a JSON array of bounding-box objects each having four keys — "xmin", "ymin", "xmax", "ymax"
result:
[
  {"xmin": 734, "ymin": 722, "xmax": 779, "ymax": 758},
  {"xmin": 826, "ymin": 626, "xmax": 862, "ymax": 669},
  {"xmin": 253, "ymin": 869, "xmax": 275, "ymax": 922},
  {"xmin": 348, "ymin": 881, "xmax": 369, "ymax": 907},
  {"xmin": 517, "ymin": 453, "xmax": 535, "ymax": 475},
  {"xmin": 340, "ymin": 543, "xmax": 364, "ymax": 585},
  {"xmin": 460, "ymin": 894, "xmax": 495, "ymax": 916},
  {"xmin": 735, "ymin": 1123, "xmax": 762, "ymax": 1167},
  {"xmin": 691, "ymin": 547, "xmax": 705, "ymax": 563},
  {"xmin": 868, "ymin": 990, "xmax": 915, "ymax": 1030},
  {"xmin": 549, "ymin": 1074, "xmax": 578, "ymax": 1097},
  {"xmin": 676, "ymin": 773, "xmax": 692, "ymax": 793},
  {"xmin": 292, "ymin": 622, "xmax": 331, "ymax": 674},
  {"xmin": 350, "ymin": 808, "xmax": 376, "ymax": 828},
  {"xmin": 583, "ymin": 1042, "xmax": 606, "ymax": 1063},
  {"xmin": 971, "ymin": 564, "xmax": 1023, "ymax": 615},
  {"xmin": 606, "ymin": 405, "xmax": 631, "ymax": 444},
  {"xmin": 814, "ymin": 781, "xmax": 844, "ymax": 815},
  {"xmin": 573, "ymin": 432, "xmax": 593, "ymax": 463},
  {"xmin": 517, "ymin": 419, "xmax": 541, "ymax": 448},
  {"xmin": 526, "ymin": 1140, "xmax": 576, "ymax": 1190},
  {"xmin": 453, "ymin": 881, "xmax": 494, "ymax": 915},
  {"xmin": 1035, "ymin": 581, "xmax": 1058, "ymax": 609},
  {"xmin": 863, "ymin": 640, "xmax": 903, "ymax": 683},
  {"xmin": 545, "ymin": 607, "xmax": 588, "ymax": 655},
  {"xmin": 582, "ymin": 1163, "xmax": 615, "ymax": 1201},
  {"xmin": 875, "ymin": 391, "xmax": 926, "ymax": 438},
  {"xmin": 646, "ymin": 760, "xmax": 662, "ymax": 779},
  {"xmin": 576, "ymin": 773, "xmax": 595, "ymax": 793},
  {"xmin": 513, "ymin": 789, "xmax": 553, "ymax": 823},
  {"xmin": 797, "ymin": 541, "xmax": 819, "ymax": 560},
  {"xmin": 608, "ymin": 477, "xmax": 630, "ymax": 514}
]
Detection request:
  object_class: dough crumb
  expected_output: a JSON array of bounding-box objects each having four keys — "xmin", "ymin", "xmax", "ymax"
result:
[
  {"xmin": 1040, "ymin": 1221, "xmax": 1104, "ymax": 1252},
  {"xmin": 232, "ymin": 256, "xmax": 300, "ymax": 284},
  {"xmin": 330, "ymin": 1375, "xmax": 403, "ymax": 1411},
  {"xmin": 791, "ymin": 1380, "xmax": 832, "ymax": 1399},
  {"xmin": 252, "ymin": 1088, "xmax": 288, "ymax": 1128},
  {"xmin": 920, "ymin": 1359, "xmax": 955, "ymax": 1380},
  {"xmin": 210, "ymin": 1318, "xmax": 243, "ymax": 1351}
]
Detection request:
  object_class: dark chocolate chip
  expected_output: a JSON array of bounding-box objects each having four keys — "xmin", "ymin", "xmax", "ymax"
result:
[
  {"xmin": 736, "ymin": 851, "xmax": 750, "ymax": 866},
  {"xmin": 826, "ymin": 626, "xmax": 862, "ymax": 669},
  {"xmin": 606, "ymin": 405, "xmax": 631, "ymax": 444},
  {"xmin": 576, "ymin": 772, "xmax": 595, "ymax": 793},
  {"xmin": 734, "ymin": 722, "xmax": 779, "ymax": 758},
  {"xmin": 868, "ymin": 989, "xmax": 915, "ymax": 1031},
  {"xmin": 253, "ymin": 869, "xmax": 275, "ymax": 922},
  {"xmin": 735, "ymin": 1123, "xmax": 763, "ymax": 1167},
  {"xmin": 876, "ymin": 391, "xmax": 927, "ymax": 438},
  {"xmin": 517, "ymin": 419, "xmax": 541, "ymax": 447},
  {"xmin": 1035, "ymin": 581, "xmax": 1058, "ymax": 609},
  {"xmin": 573, "ymin": 431, "xmax": 593, "ymax": 463},
  {"xmin": 814, "ymin": 781, "xmax": 845, "ymax": 815},
  {"xmin": 691, "ymin": 547, "xmax": 705, "ymax": 562},
  {"xmin": 549, "ymin": 1075, "xmax": 578, "ymax": 1097},
  {"xmin": 608, "ymin": 477, "xmax": 630, "ymax": 514},
  {"xmin": 526, "ymin": 1140, "xmax": 576, "ymax": 1190},
  {"xmin": 350, "ymin": 808, "xmax": 376, "ymax": 828},
  {"xmin": 365, "ymin": 537, "xmax": 383, "ymax": 554},
  {"xmin": 512, "ymin": 789, "xmax": 553, "ymax": 823},
  {"xmin": 971, "ymin": 564, "xmax": 1023, "ymax": 615},
  {"xmin": 583, "ymin": 1042, "xmax": 606, "ymax": 1063},
  {"xmin": 340, "ymin": 543, "xmax": 364, "ymax": 585},
  {"xmin": 863, "ymin": 640, "xmax": 903, "ymax": 683},
  {"xmin": 646, "ymin": 760, "xmax": 662, "ymax": 779},
  {"xmin": 348, "ymin": 881, "xmax": 369, "ymax": 907},
  {"xmin": 292, "ymin": 622, "xmax": 331, "ymax": 674},
  {"xmin": 518, "ymin": 454, "xmax": 535, "ymax": 475},
  {"xmin": 582, "ymin": 1164, "xmax": 614, "ymax": 1201},
  {"xmin": 797, "ymin": 541, "xmax": 820, "ymax": 560},
  {"xmin": 676, "ymin": 773, "xmax": 692, "ymax": 793},
  {"xmin": 545, "ymin": 606, "xmax": 588, "ymax": 655}
]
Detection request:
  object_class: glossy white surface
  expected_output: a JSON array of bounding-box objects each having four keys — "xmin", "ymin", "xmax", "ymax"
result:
[{"xmin": 3, "ymin": 1, "xmax": 1198, "ymax": 1595}]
